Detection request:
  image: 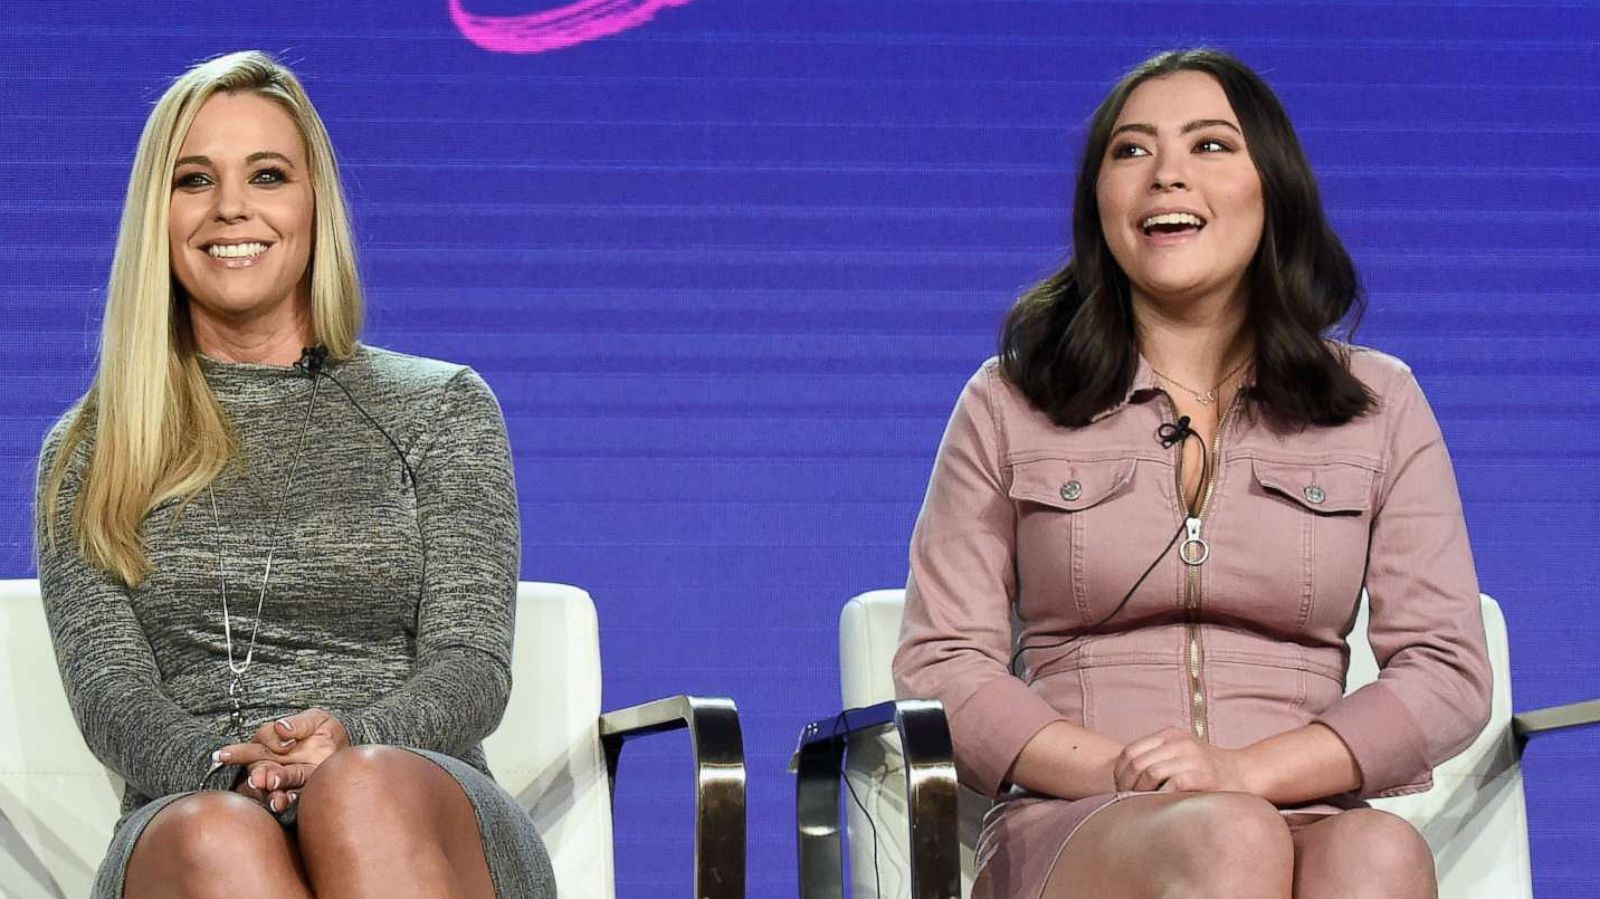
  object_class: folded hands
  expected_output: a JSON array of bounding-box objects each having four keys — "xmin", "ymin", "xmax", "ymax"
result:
[{"xmin": 216, "ymin": 707, "xmax": 351, "ymax": 812}]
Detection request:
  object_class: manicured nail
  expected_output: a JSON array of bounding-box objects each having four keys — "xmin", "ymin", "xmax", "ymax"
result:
[
  {"xmin": 216, "ymin": 749, "xmax": 231, "ymax": 763},
  {"xmin": 276, "ymin": 718, "xmax": 294, "ymax": 733},
  {"xmin": 288, "ymin": 791, "xmax": 299, "ymax": 803},
  {"xmin": 270, "ymin": 795, "xmax": 283, "ymax": 812},
  {"xmin": 211, "ymin": 750, "xmax": 222, "ymax": 765},
  {"xmin": 270, "ymin": 774, "xmax": 281, "ymax": 790}
]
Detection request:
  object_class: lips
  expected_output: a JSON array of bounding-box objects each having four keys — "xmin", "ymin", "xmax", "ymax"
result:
[
  {"xmin": 1140, "ymin": 211, "xmax": 1207, "ymax": 237},
  {"xmin": 205, "ymin": 241, "xmax": 269, "ymax": 259},
  {"xmin": 199, "ymin": 239, "xmax": 274, "ymax": 268}
]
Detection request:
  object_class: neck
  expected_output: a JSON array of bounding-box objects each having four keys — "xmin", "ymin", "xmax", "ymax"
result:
[
  {"xmin": 189, "ymin": 298, "xmax": 315, "ymax": 366},
  {"xmin": 1133, "ymin": 290, "xmax": 1253, "ymax": 388}
]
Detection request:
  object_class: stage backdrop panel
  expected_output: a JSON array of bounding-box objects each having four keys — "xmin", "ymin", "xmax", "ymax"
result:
[{"xmin": 2, "ymin": 2, "xmax": 1596, "ymax": 895}]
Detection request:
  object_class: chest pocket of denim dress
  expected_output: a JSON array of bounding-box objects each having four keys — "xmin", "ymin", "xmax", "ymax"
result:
[
  {"xmin": 1249, "ymin": 458, "xmax": 1375, "ymax": 632},
  {"xmin": 1008, "ymin": 457, "xmax": 1138, "ymax": 624}
]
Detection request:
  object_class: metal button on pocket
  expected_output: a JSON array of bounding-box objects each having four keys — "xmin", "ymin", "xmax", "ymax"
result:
[
  {"xmin": 1303, "ymin": 485, "xmax": 1326, "ymax": 505},
  {"xmin": 1060, "ymin": 480, "xmax": 1083, "ymax": 502}
]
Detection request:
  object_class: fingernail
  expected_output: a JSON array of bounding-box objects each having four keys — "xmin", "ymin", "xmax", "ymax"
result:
[
  {"xmin": 282, "ymin": 738, "xmax": 297, "ymax": 747},
  {"xmin": 276, "ymin": 718, "xmax": 293, "ymax": 732},
  {"xmin": 270, "ymin": 774, "xmax": 280, "ymax": 790},
  {"xmin": 211, "ymin": 750, "xmax": 222, "ymax": 765},
  {"xmin": 217, "ymin": 749, "xmax": 231, "ymax": 763},
  {"xmin": 270, "ymin": 795, "xmax": 282, "ymax": 812},
  {"xmin": 288, "ymin": 791, "xmax": 299, "ymax": 802}
]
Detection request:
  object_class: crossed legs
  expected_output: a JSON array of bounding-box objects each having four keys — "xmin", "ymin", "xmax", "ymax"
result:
[
  {"xmin": 1040, "ymin": 792, "xmax": 1435, "ymax": 899},
  {"xmin": 122, "ymin": 746, "xmax": 496, "ymax": 899}
]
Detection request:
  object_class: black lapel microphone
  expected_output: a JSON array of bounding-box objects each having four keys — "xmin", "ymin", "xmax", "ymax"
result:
[
  {"xmin": 295, "ymin": 345, "xmax": 330, "ymax": 378},
  {"xmin": 1158, "ymin": 415, "xmax": 1194, "ymax": 448}
]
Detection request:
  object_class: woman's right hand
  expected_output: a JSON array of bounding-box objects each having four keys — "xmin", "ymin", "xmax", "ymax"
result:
[{"xmin": 234, "ymin": 758, "xmax": 316, "ymax": 812}]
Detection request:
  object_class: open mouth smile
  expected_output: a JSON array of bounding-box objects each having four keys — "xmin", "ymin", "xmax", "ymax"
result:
[
  {"xmin": 202, "ymin": 241, "xmax": 273, "ymax": 268},
  {"xmin": 1140, "ymin": 211, "xmax": 1207, "ymax": 240}
]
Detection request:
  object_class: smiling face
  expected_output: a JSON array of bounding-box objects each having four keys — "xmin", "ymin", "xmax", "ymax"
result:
[
  {"xmin": 1095, "ymin": 70, "xmax": 1264, "ymax": 313},
  {"xmin": 168, "ymin": 91, "xmax": 314, "ymax": 335}
]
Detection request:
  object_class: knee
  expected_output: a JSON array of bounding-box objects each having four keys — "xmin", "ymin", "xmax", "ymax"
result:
[
  {"xmin": 1157, "ymin": 793, "xmax": 1294, "ymax": 896},
  {"xmin": 298, "ymin": 745, "xmax": 408, "ymax": 822},
  {"xmin": 136, "ymin": 792, "xmax": 280, "ymax": 875},
  {"xmin": 1317, "ymin": 810, "xmax": 1436, "ymax": 894}
]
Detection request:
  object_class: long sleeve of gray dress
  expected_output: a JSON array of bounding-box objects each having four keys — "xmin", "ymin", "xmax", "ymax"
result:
[
  {"xmin": 36, "ymin": 417, "xmax": 243, "ymax": 800},
  {"xmin": 36, "ymin": 347, "xmax": 520, "ymax": 815},
  {"xmin": 339, "ymin": 368, "xmax": 519, "ymax": 754}
]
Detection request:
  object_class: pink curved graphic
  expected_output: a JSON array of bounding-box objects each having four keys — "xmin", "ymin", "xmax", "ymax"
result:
[{"xmin": 449, "ymin": 0, "xmax": 697, "ymax": 54}]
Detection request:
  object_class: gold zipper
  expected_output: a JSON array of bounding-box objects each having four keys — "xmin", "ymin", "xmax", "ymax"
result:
[{"xmin": 1173, "ymin": 394, "xmax": 1239, "ymax": 741}]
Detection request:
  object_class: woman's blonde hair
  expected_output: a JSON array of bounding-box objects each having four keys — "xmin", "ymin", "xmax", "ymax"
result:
[{"xmin": 40, "ymin": 50, "xmax": 363, "ymax": 586}]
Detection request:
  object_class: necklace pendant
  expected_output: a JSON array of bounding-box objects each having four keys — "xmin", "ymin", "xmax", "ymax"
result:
[
  {"xmin": 1197, "ymin": 391, "xmax": 1216, "ymax": 406},
  {"xmin": 228, "ymin": 676, "xmax": 247, "ymax": 735}
]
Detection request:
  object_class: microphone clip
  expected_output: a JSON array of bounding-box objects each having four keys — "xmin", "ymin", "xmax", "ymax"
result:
[
  {"xmin": 1158, "ymin": 416, "xmax": 1194, "ymax": 448},
  {"xmin": 295, "ymin": 345, "xmax": 329, "ymax": 378}
]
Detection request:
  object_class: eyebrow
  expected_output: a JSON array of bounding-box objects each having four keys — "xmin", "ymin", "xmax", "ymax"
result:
[
  {"xmin": 1110, "ymin": 119, "xmax": 1243, "ymax": 139},
  {"xmin": 173, "ymin": 151, "xmax": 297, "ymax": 168}
]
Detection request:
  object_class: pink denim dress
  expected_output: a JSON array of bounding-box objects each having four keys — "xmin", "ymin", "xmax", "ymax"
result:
[{"xmin": 893, "ymin": 347, "xmax": 1492, "ymax": 899}]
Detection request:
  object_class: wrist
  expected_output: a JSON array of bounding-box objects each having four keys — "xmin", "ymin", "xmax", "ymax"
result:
[{"xmin": 1233, "ymin": 744, "xmax": 1275, "ymax": 799}]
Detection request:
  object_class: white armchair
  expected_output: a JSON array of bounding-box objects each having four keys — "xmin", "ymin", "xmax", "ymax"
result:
[
  {"xmin": 0, "ymin": 579, "xmax": 745, "ymax": 899},
  {"xmin": 793, "ymin": 590, "xmax": 1598, "ymax": 899}
]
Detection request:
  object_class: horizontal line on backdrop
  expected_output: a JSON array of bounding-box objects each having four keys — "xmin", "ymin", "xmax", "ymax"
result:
[
  {"xmin": 9, "ymin": 28, "xmax": 1600, "ymax": 50},
  {"xmin": 8, "ymin": 286, "xmax": 1597, "ymax": 301},
  {"xmin": 15, "ymin": 112, "xmax": 1600, "ymax": 130},
  {"xmin": 10, "ymin": 160, "xmax": 1600, "ymax": 177},
  {"xmin": 11, "ymin": 244, "xmax": 1588, "ymax": 262},
  {"xmin": 19, "ymin": 202, "xmax": 1600, "ymax": 223}
]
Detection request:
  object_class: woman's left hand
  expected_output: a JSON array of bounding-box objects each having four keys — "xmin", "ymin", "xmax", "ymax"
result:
[
  {"xmin": 1113, "ymin": 727, "xmax": 1256, "ymax": 794},
  {"xmin": 220, "ymin": 706, "xmax": 351, "ymax": 766}
]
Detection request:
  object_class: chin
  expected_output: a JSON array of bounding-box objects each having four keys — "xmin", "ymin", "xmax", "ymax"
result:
[{"xmin": 188, "ymin": 287, "xmax": 291, "ymax": 320}]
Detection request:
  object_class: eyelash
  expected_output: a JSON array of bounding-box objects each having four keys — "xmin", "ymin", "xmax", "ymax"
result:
[
  {"xmin": 172, "ymin": 167, "xmax": 289, "ymax": 189},
  {"xmin": 1111, "ymin": 137, "xmax": 1235, "ymax": 158}
]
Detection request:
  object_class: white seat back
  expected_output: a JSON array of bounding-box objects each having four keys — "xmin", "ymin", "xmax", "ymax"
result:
[
  {"xmin": 838, "ymin": 590, "xmax": 1531, "ymax": 899},
  {"xmin": 0, "ymin": 579, "xmax": 616, "ymax": 899},
  {"xmin": 488, "ymin": 582, "xmax": 617, "ymax": 899}
]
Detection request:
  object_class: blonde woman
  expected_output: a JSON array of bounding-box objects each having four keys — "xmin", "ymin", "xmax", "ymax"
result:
[{"xmin": 35, "ymin": 51, "xmax": 555, "ymax": 899}]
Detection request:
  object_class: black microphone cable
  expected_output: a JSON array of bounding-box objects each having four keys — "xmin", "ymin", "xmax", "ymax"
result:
[
  {"xmin": 295, "ymin": 346, "xmax": 419, "ymax": 492},
  {"xmin": 1007, "ymin": 416, "xmax": 1205, "ymax": 677},
  {"xmin": 840, "ymin": 414, "xmax": 1204, "ymax": 895}
]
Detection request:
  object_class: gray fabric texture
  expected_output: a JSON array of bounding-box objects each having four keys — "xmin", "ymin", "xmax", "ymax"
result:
[{"xmin": 36, "ymin": 345, "xmax": 553, "ymax": 897}]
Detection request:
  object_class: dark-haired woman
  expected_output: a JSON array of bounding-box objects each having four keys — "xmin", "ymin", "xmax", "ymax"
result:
[{"xmin": 894, "ymin": 50, "xmax": 1490, "ymax": 899}]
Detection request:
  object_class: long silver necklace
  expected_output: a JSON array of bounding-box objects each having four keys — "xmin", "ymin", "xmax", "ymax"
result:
[
  {"xmin": 207, "ymin": 376, "xmax": 323, "ymax": 736},
  {"xmin": 1150, "ymin": 355, "xmax": 1252, "ymax": 406}
]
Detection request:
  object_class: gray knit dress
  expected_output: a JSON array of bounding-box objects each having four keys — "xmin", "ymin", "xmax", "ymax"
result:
[{"xmin": 36, "ymin": 346, "xmax": 556, "ymax": 898}]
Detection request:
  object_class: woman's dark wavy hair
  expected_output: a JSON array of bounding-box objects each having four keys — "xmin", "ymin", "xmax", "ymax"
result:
[{"xmin": 1000, "ymin": 48, "xmax": 1373, "ymax": 428}]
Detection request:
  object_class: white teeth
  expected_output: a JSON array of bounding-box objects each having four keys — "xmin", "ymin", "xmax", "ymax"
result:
[
  {"xmin": 1141, "ymin": 212, "xmax": 1205, "ymax": 229},
  {"xmin": 207, "ymin": 242, "xmax": 267, "ymax": 258}
]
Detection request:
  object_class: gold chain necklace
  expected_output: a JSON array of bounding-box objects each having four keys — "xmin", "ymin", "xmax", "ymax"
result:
[{"xmin": 1150, "ymin": 355, "xmax": 1252, "ymax": 406}]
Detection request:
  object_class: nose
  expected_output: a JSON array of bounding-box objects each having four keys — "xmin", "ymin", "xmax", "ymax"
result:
[
  {"xmin": 1150, "ymin": 151, "xmax": 1189, "ymax": 192},
  {"xmin": 212, "ymin": 176, "xmax": 249, "ymax": 223}
]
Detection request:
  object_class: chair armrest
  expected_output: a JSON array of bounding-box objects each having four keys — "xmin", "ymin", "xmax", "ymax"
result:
[
  {"xmin": 1512, "ymin": 698, "xmax": 1600, "ymax": 743},
  {"xmin": 789, "ymin": 699, "xmax": 960, "ymax": 899},
  {"xmin": 598, "ymin": 695, "xmax": 745, "ymax": 899}
]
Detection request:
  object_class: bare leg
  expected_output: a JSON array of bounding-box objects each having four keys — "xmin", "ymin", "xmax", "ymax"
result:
[
  {"xmin": 123, "ymin": 791, "xmax": 313, "ymax": 899},
  {"xmin": 1040, "ymin": 792, "xmax": 1295, "ymax": 899},
  {"xmin": 1289, "ymin": 810, "xmax": 1436, "ymax": 899},
  {"xmin": 296, "ymin": 746, "xmax": 496, "ymax": 899}
]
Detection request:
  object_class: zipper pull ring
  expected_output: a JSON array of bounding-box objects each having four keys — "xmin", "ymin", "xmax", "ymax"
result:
[{"xmin": 1180, "ymin": 516, "xmax": 1209, "ymax": 566}]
